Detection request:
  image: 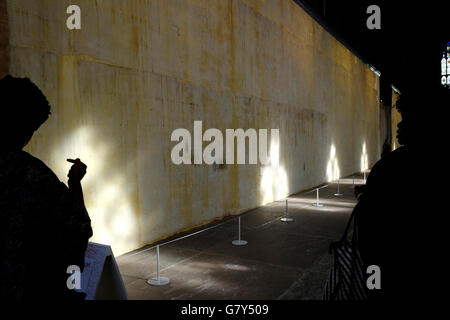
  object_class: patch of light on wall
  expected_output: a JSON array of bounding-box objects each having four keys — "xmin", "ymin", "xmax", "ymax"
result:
[
  {"xmin": 260, "ymin": 134, "xmax": 288, "ymax": 205},
  {"xmin": 360, "ymin": 142, "xmax": 369, "ymax": 171},
  {"xmin": 51, "ymin": 125, "xmax": 139, "ymax": 255},
  {"xmin": 326, "ymin": 144, "xmax": 340, "ymax": 182}
]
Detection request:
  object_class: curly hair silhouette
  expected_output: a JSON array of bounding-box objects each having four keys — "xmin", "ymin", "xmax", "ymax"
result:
[{"xmin": 0, "ymin": 75, "xmax": 51, "ymax": 150}]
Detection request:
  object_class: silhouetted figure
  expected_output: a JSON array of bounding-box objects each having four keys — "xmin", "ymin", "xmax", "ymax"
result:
[
  {"xmin": 355, "ymin": 85, "xmax": 449, "ymax": 301},
  {"xmin": 380, "ymin": 139, "xmax": 392, "ymax": 159},
  {"xmin": 0, "ymin": 75, "xmax": 92, "ymax": 300}
]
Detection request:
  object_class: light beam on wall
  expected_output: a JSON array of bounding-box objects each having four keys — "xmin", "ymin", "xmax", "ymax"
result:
[
  {"xmin": 326, "ymin": 144, "xmax": 340, "ymax": 182},
  {"xmin": 360, "ymin": 142, "xmax": 369, "ymax": 172},
  {"xmin": 260, "ymin": 133, "xmax": 288, "ymax": 205},
  {"xmin": 50, "ymin": 125, "xmax": 139, "ymax": 255}
]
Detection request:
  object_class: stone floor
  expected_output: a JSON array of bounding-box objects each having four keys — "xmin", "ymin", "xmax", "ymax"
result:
[{"xmin": 116, "ymin": 173, "xmax": 366, "ymax": 300}]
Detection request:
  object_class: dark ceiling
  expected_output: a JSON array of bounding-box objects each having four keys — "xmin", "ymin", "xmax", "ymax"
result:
[{"xmin": 294, "ymin": 0, "xmax": 449, "ymax": 98}]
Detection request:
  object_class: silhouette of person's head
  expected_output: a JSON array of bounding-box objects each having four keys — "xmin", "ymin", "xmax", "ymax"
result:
[{"xmin": 0, "ymin": 75, "xmax": 51, "ymax": 151}]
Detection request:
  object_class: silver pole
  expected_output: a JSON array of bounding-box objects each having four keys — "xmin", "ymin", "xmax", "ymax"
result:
[
  {"xmin": 156, "ymin": 245, "xmax": 160, "ymax": 282},
  {"xmin": 147, "ymin": 244, "xmax": 170, "ymax": 286},
  {"xmin": 335, "ymin": 179, "xmax": 343, "ymax": 196},
  {"xmin": 312, "ymin": 188, "xmax": 324, "ymax": 207},
  {"xmin": 238, "ymin": 217, "xmax": 241, "ymax": 241},
  {"xmin": 281, "ymin": 199, "xmax": 293, "ymax": 222},
  {"xmin": 232, "ymin": 216, "xmax": 248, "ymax": 246}
]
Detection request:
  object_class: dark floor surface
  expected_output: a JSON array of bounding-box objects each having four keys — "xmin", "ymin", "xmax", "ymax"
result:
[{"xmin": 116, "ymin": 173, "xmax": 366, "ymax": 300}]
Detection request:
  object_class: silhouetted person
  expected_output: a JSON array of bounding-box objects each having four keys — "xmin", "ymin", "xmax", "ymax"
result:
[
  {"xmin": 355, "ymin": 84, "xmax": 449, "ymax": 301},
  {"xmin": 380, "ymin": 140, "xmax": 392, "ymax": 159},
  {"xmin": 0, "ymin": 75, "xmax": 92, "ymax": 300}
]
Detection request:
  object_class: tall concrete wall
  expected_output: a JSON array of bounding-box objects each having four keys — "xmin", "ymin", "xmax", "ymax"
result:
[
  {"xmin": 4, "ymin": 0, "xmax": 380, "ymax": 255},
  {"xmin": 0, "ymin": 0, "xmax": 8, "ymax": 77},
  {"xmin": 391, "ymin": 90, "xmax": 401, "ymax": 149}
]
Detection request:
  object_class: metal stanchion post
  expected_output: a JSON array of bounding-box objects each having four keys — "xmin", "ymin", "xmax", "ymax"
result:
[
  {"xmin": 232, "ymin": 216, "xmax": 248, "ymax": 246},
  {"xmin": 281, "ymin": 199, "xmax": 293, "ymax": 222},
  {"xmin": 147, "ymin": 245, "xmax": 170, "ymax": 286},
  {"xmin": 312, "ymin": 188, "xmax": 324, "ymax": 207},
  {"xmin": 334, "ymin": 179, "xmax": 343, "ymax": 196}
]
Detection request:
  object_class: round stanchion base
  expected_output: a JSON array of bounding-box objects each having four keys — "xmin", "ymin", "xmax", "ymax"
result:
[
  {"xmin": 232, "ymin": 240, "xmax": 248, "ymax": 246},
  {"xmin": 312, "ymin": 203, "xmax": 324, "ymax": 207},
  {"xmin": 147, "ymin": 277, "xmax": 170, "ymax": 286},
  {"xmin": 334, "ymin": 193, "xmax": 343, "ymax": 197},
  {"xmin": 280, "ymin": 217, "xmax": 294, "ymax": 222}
]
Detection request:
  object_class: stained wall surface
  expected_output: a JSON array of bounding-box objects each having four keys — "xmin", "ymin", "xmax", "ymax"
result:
[
  {"xmin": 0, "ymin": 0, "xmax": 8, "ymax": 76},
  {"xmin": 391, "ymin": 90, "xmax": 401, "ymax": 150},
  {"xmin": 4, "ymin": 0, "xmax": 380, "ymax": 255}
]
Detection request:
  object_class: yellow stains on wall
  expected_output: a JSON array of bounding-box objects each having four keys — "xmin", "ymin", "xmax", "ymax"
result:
[
  {"xmin": 8, "ymin": 0, "xmax": 380, "ymax": 255},
  {"xmin": 0, "ymin": 0, "xmax": 9, "ymax": 77},
  {"xmin": 391, "ymin": 90, "xmax": 402, "ymax": 150}
]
